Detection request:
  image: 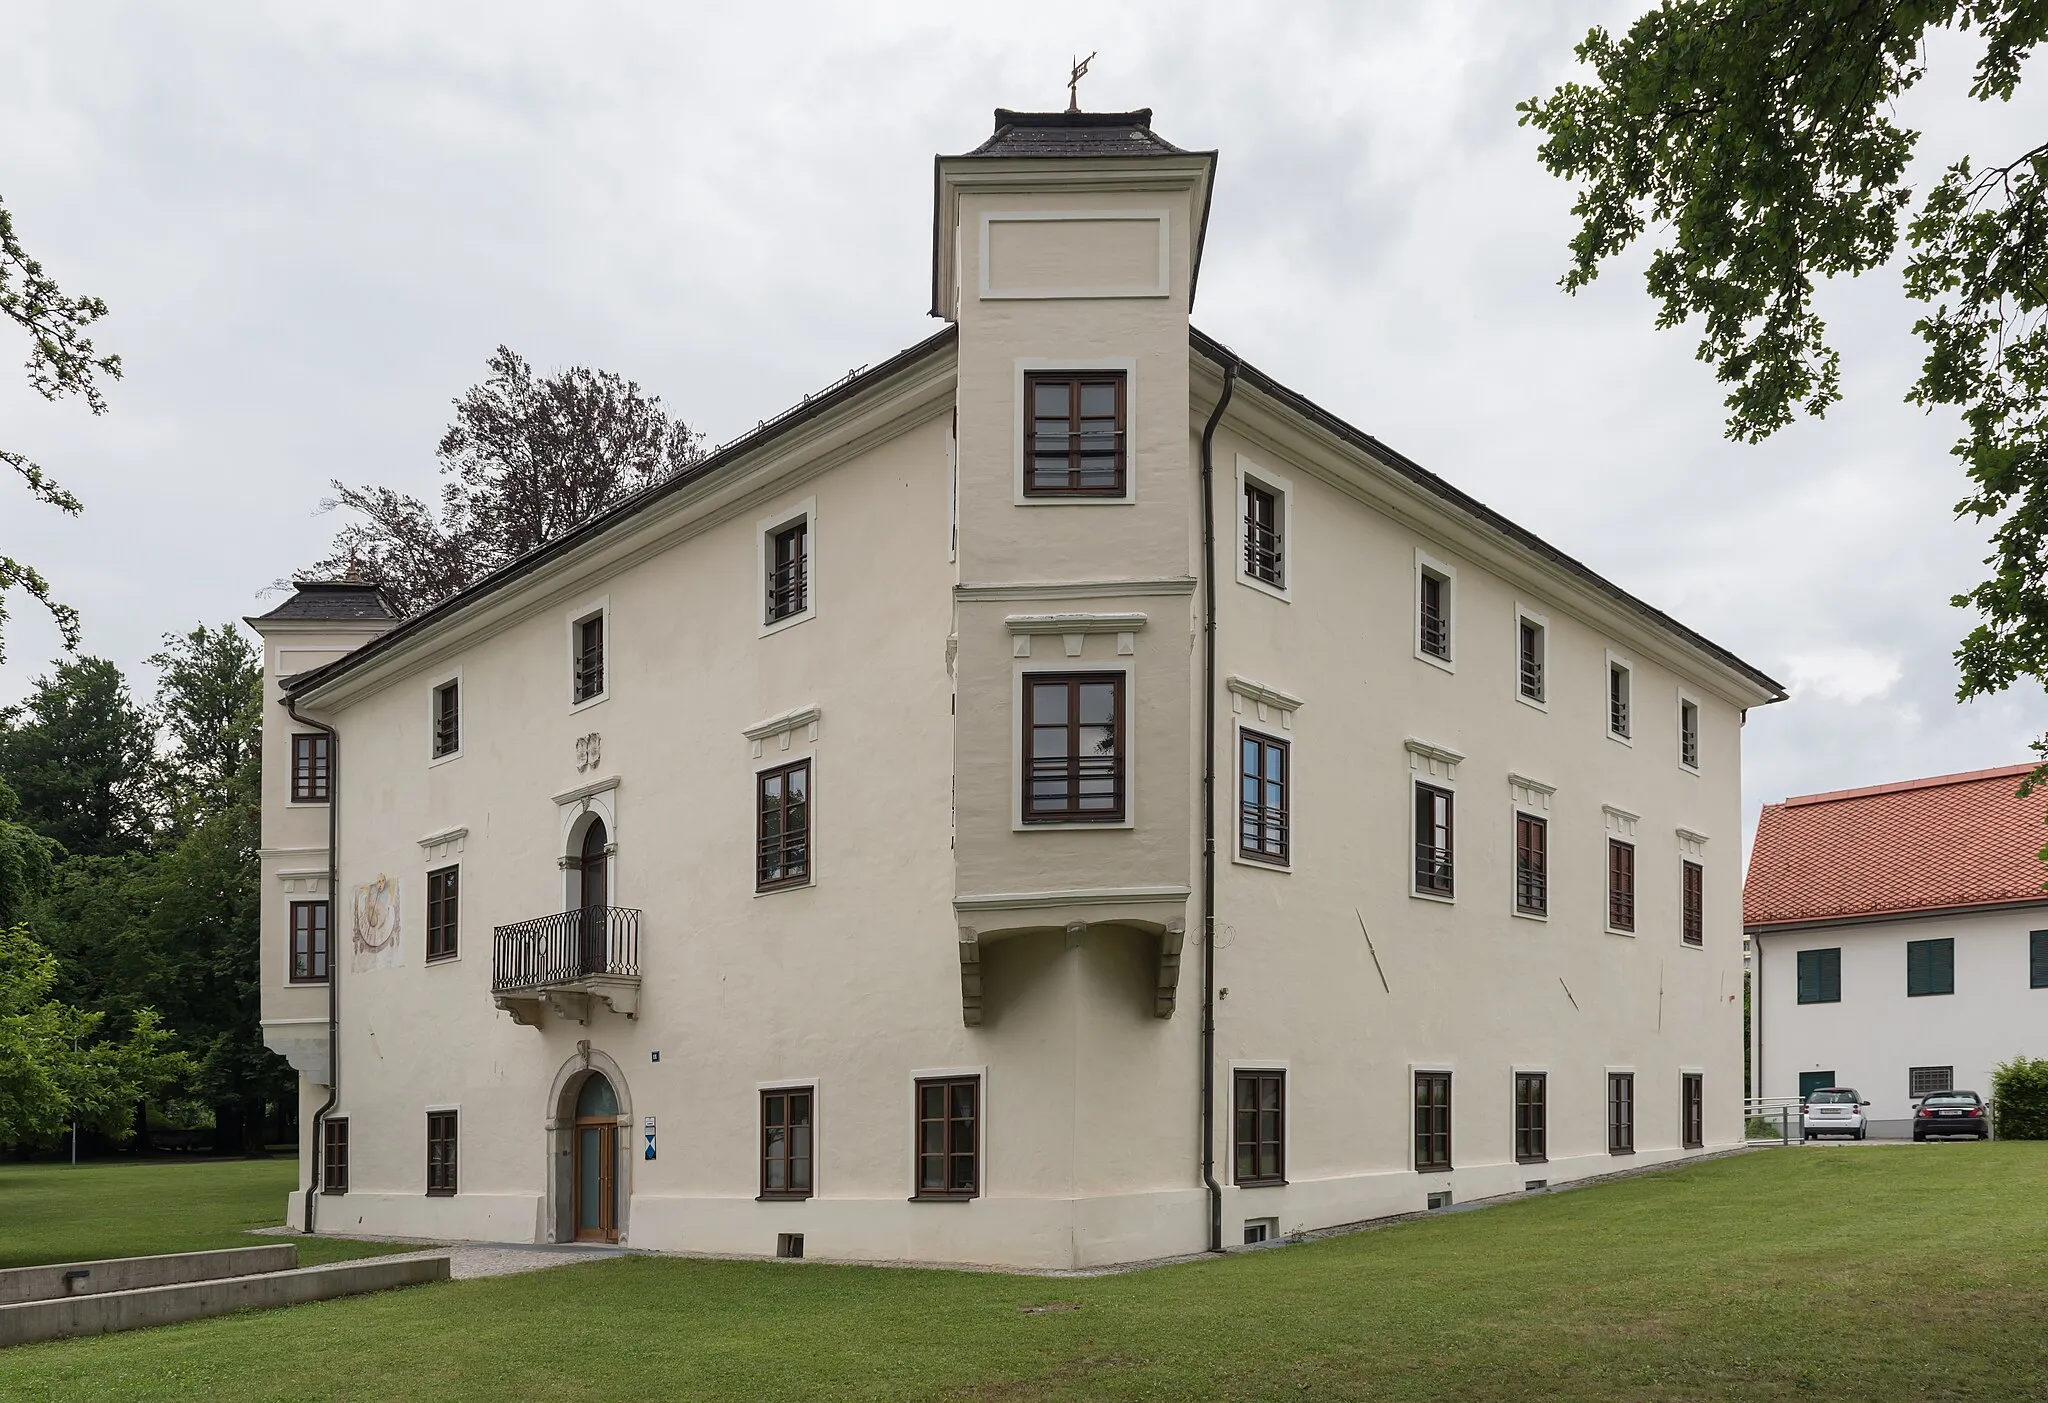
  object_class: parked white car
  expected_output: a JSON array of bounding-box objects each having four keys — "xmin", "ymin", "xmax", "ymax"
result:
[{"xmin": 1801, "ymin": 1088, "xmax": 1869, "ymax": 1140}]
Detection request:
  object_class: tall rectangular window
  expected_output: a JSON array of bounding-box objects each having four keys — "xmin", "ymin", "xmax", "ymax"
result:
[
  {"xmin": 761, "ymin": 1088, "xmax": 814, "ymax": 1199},
  {"xmin": 1682, "ymin": 860, "xmax": 1704, "ymax": 947},
  {"xmin": 1607, "ymin": 1073, "xmax": 1635, "ymax": 1154},
  {"xmin": 426, "ymin": 1111, "xmax": 457, "ymax": 1195},
  {"xmin": 1024, "ymin": 372, "xmax": 1126, "ymax": 496},
  {"xmin": 1238, "ymin": 731, "xmax": 1289, "ymax": 864},
  {"xmin": 1907, "ymin": 937, "xmax": 1955, "ymax": 997},
  {"xmin": 1515, "ymin": 812, "xmax": 1547, "ymax": 917},
  {"xmin": 290, "ymin": 900, "xmax": 329, "ymax": 983},
  {"xmin": 290, "ymin": 733, "xmax": 330, "ymax": 803},
  {"xmin": 1607, "ymin": 839, "xmax": 1636, "ymax": 931},
  {"xmin": 1514, "ymin": 1072, "xmax": 1547, "ymax": 1163},
  {"xmin": 1681, "ymin": 1073, "xmax": 1704, "ymax": 1149},
  {"xmin": 1023, "ymin": 673, "xmax": 1125, "ymax": 823},
  {"xmin": 2033, "ymin": 930, "xmax": 2048, "ymax": 989},
  {"xmin": 572, "ymin": 612, "xmax": 605, "ymax": 703},
  {"xmin": 1679, "ymin": 697, "xmax": 1700, "ymax": 769},
  {"xmin": 1609, "ymin": 662, "xmax": 1632, "ymax": 738},
  {"xmin": 766, "ymin": 518, "xmax": 808, "ymax": 623},
  {"xmin": 1796, "ymin": 947, "xmax": 1842, "ymax": 1004},
  {"xmin": 1414, "ymin": 1071, "xmax": 1452, "ymax": 1171},
  {"xmin": 1518, "ymin": 618, "xmax": 1545, "ymax": 702},
  {"xmin": 1243, "ymin": 481, "xmax": 1284, "ymax": 586},
  {"xmin": 432, "ymin": 680, "xmax": 460, "ymax": 759},
  {"xmin": 1909, "ymin": 1065, "xmax": 1953, "ymax": 1098},
  {"xmin": 322, "ymin": 1117, "xmax": 349, "ymax": 1193},
  {"xmin": 426, "ymin": 866, "xmax": 459, "ymax": 961},
  {"xmin": 1233, "ymin": 1070, "xmax": 1286, "ymax": 1185},
  {"xmin": 914, "ymin": 1076, "xmax": 978, "ymax": 1199},
  {"xmin": 756, "ymin": 759, "xmax": 811, "ymax": 891},
  {"xmin": 1418, "ymin": 570, "xmax": 1450, "ymax": 659},
  {"xmin": 1414, "ymin": 783, "xmax": 1454, "ymax": 897}
]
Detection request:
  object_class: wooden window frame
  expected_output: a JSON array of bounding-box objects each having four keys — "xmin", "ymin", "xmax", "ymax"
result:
[
  {"xmin": 760, "ymin": 1087, "xmax": 814, "ymax": 1201},
  {"xmin": 1242, "ymin": 480, "xmax": 1284, "ymax": 587},
  {"xmin": 1681, "ymin": 1073, "xmax": 1704, "ymax": 1150},
  {"xmin": 1514, "ymin": 1071, "xmax": 1547, "ymax": 1164},
  {"xmin": 1021, "ymin": 671, "xmax": 1127, "ymax": 825},
  {"xmin": 1414, "ymin": 1071, "xmax": 1452, "ymax": 1172},
  {"xmin": 912, "ymin": 1075, "xmax": 979, "ymax": 1200},
  {"xmin": 426, "ymin": 865, "xmax": 459, "ymax": 962},
  {"xmin": 572, "ymin": 610, "xmax": 606, "ymax": 705},
  {"xmin": 1414, "ymin": 782, "xmax": 1455, "ymax": 898},
  {"xmin": 426, "ymin": 1110, "xmax": 457, "ymax": 1196},
  {"xmin": 1517, "ymin": 616, "xmax": 1546, "ymax": 703},
  {"xmin": 1607, "ymin": 658, "xmax": 1633, "ymax": 740},
  {"xmin": 1607, "ymin": 1073, "xmax": 1635, "ymax": 1155},
  {"xmin": 766, "ymin": 517, "xmax": 809, "ymax": 624},
  {"xmin": 1022, "ymin": 371, "xmax": 1127, "ymax": 497},
  {"xmin": 1678, "ymin": 695, "xmax": 1701, "ymax": 770},
  {"xmin": 756, "ymin": 758, "xmax": 812, "ymax": 892},
  {"xmin": 1514, "ymin": 812, "xmax": 1548, "ymax": 917},
  {"xmin": 1607, "ymin": 839, "xmax": 1636, "ymax": 932},
  {"xmin": 289, "ymin": 900, "xmax": 330, "ymax": 984},
  {"xmin": 1907, "ymin": 937, "xmax": 1955, "ymax": 997},
  {"xmin": 431, "ymin": 679, "xmax": 460, "ymax": 760},
  {"xmin": 322, "ymin": 1117, "xmax": 349, "ymax": 1194},
  {"xmin": 1233, "ymin": 1070, "xmax": 1287, "ymax": 1186},
  {"xmin": 1797, "ymin": 947, "xmax": 1842, "ymax": 1004},
  {"xmin": 1237, "ymin": 729, "xmax": 1290, "ymax": 866},
  {"xmin": 1417, "ymin": 569, "xmax": 1451, "ymax": 661},
  {"xmin": 1681, "ymin": 860, "xmax": 1704, "ymax": 947},
  {"xmin": 290, "ymin": 732, "xmax": 330, "ymax": 803}
]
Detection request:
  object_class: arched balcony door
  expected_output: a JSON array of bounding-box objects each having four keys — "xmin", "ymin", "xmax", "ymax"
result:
[{"xmin": 575, "ymin": 818, "xmax": 608, "ymax": 975}]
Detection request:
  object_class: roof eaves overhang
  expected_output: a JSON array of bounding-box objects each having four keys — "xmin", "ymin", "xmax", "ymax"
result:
[
  {"xmin": 1745, "ymin": 893, "xmax": 2048, "ymax": 934},
  {"xmin": 930, "ymin": 151, "xmax": 1219, "ymax": 321},
  {"xmin": 285, "ymin": 325, "xmax": 960, "ymax": 711},
  {"xmin": 1189, "ymin": 329, "xmax": 1786, "ymax": 710}
]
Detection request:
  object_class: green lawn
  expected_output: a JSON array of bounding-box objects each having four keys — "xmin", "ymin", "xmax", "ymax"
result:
[
  {"xmin": 0, "ymin": 1158, "xmax": 413, "ymax": 1271},
  {"xmin": 5, "ymin": 1146, "xmax": 2047, "ymax": 1401}
]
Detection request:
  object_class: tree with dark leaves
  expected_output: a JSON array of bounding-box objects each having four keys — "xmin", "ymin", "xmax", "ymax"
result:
[
  {"xmin": 0, "ymin": 193, "xmax": 119, "ymax": 664},
  {"xmin": 0, "ymin": 656, "xmax": 157, "ymax": 858},
  {"xmin": 309, "ymin": 346, "xmax": 704, "ymax": 615},
  {"xmin": 1520, "ymin": 1, "xmax": 2046, "ymax": 710}
]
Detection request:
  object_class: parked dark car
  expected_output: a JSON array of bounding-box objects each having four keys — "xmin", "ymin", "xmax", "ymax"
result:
[{"xmin": 1913, "ymin": 1092, "xmax": 1990, "ymax": 1141}]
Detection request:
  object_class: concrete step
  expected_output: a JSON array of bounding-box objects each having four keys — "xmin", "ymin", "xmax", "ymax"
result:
[{"xmin": 0, "ymin": 1245, "xmax": 298, "ymax": 1306}]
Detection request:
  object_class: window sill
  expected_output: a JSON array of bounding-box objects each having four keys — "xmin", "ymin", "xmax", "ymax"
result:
[
  {"xmin": 754, "ymin": 878, "xmax": 815, "ymax": 898},
  {"xmin": 759, "ymin": 608, "xmax": 816, "ymax": 639},
  {"xmin": 570, "ymin": 692, "xmax": 610, "ymax": 715},
  {"xmin": 321, "ymin": 1188, "xmax": 347, "ymax": 1196},
  {"xmin": 285, "ymin": 801, "xmax": 330, "ymax": 810},
  {"xmin": 1609, "ymin": 1148, "xmax": 1636, "ymax": 1157},
  {"xmin": 757, "ymin": 1193, "xmax": 813, "ymax": 1203},
  {"xmin": 288, "ymin": 978, "xmax": 330, "ymax": 987},
  {"xmin": 1516, "ymin": 1155, "xmax": 1548, "ymax": 1166},
  {"xmin": 1679, "ymin": 762, "xmax": 1700, "ymax": 777},
  {"xmin": 1413, "ymin": 649, "xmax": 1455, "ymax": 675},
  {"xmin": 1606, "ymin": 731, "xmax": 1633, "ymax": 748},
  {"xmin": 1410, "ymin": 889, "xmax": 1455, "ymax": 906},
  {"xmin": 1415, "ymin": 1165, "xmax": 1453, "ymax": 1175},
  {"xmin": 428, "ymin": 750, "xmax": 463, "ymax": 769},
  {"xmin": 1605, "ymin": 927, "xmax": 1637, "ymax": 939},
  {"xmin": 1235, "ymin": 1177, "xmax": 1287, "ymax": 1189},
  {"xmin": 1679, "ymin": 939, "xmax": 1704, "ymax": 952},
  {"xmin": 426, "ymin": 953, "xmax": 460, "ymax": 966},
  {"xmin": 908, "ymin": 1193, "xmax": 978, "ymax": 1203},
  {"xmin": 1681, "ymin": 1141, "xmax": 1704, "ymax": 1152},
  {"xmin": 1232, "ymin": 850, "xmax": 1291, "ymax": 873},
  {"xmin": 426, "ymin": 1188, "xmax": 455, "ymax": 1198},
  {"xmin": 1512, "ymin": 907, "xmax": 1548, "ymax": 923},
  {"xmin": 1016, "ymin": 819, "xmax": 1134, "ymax": 832},
  {"xmin": 1236, "ymin": 573, "xmax": 1290, "ymax": 604},
  {"xmin": 1515, "ymin": 691, "xmax": 1548, "ymax": 713}
]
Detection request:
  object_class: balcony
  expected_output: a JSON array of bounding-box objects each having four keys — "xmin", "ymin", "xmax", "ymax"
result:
[{"xmin": 492, "ymin": 907, "xmax": 641, "ymax": 1027}]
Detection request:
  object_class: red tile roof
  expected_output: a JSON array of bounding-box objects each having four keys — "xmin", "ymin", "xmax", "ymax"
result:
[{"xmin": 1744, "ymin": 763, "xmax": 2048, "ymax": 928}]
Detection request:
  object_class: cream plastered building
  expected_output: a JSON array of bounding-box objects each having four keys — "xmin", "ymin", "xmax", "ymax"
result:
[{"xmin": 249, "ymin": 106, "xmax": 1784, "ymax": 1269}]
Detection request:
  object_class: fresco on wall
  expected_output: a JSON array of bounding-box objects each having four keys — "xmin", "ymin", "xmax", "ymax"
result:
[{"xmin": 352, "ymin": 874, "xmax": 403, "ymax": 972}]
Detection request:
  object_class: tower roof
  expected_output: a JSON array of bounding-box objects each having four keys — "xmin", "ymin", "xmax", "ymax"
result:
[
  {"xmin": 959, "ymin": 109, "xmax": 1187, "ymax": 159},
  {"xmin": 250, "ymin": 576, "xmax": 398, "ymax": 624}
]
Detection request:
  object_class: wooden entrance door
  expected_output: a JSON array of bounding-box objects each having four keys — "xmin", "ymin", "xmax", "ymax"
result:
[{"xmin": 572, "ymin": 1072, "xmax": 620, "ymax": 1242}]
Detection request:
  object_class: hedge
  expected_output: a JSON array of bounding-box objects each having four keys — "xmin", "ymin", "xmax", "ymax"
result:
[{"xmin": 1990, "ymin": 1055, "xmax": 2048, "ymax": 1139}]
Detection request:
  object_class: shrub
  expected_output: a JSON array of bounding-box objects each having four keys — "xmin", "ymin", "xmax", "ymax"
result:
[{"xmin": 1990, "ymin": 1056, "xmax": 2048, "ymax": 1140}]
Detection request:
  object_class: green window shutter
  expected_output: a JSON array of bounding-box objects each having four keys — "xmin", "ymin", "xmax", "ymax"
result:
[
  {"xmin": 1820, "ymin": 948, "xmax": 1841, "ymax": 1002},
  {"xmin": 1907, "ymin": 938, "xmax": 1954, "ymax": 996},
  {"xmin": 1932, "ymin": 937, "xmax": 1954, "ymax": 995},
  {"xmin": 1908, "ymin": 939, "xmax": 1928, "ymax": 996},
  {"xmin": 2032, "ymin": 930, "xmax": 2048, "ymax": 989},
  {"xmin": 1798, "ymin": 950, "xmax": 1818, "ymax": 1003}
]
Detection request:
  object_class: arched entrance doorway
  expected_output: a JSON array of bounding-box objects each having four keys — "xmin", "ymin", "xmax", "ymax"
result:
[
  {"xmin": 572, "ymin": 1072, "xmax": 620, "ymax": 1242},
  {"xmin": 573, "ymin": 817, "xmax": 608, "ymax": 976}
]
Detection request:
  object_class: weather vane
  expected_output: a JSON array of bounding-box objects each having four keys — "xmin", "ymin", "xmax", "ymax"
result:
[{"xmin": 1067, "ymin": 51, "xmax": 1096, "ymax": 113}]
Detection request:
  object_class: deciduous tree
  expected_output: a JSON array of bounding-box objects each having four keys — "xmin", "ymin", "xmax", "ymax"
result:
[{"xmin": 0, "ymin": 656, "xmax": 157, "ymax": 857}]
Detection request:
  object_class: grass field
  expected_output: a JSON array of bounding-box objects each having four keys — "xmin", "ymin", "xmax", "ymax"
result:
[
  {"xmin": 4, "ymin": 1145, "xmax": 2046, "ymax": 1401},
  {"xmin": 0, "ymin": 1158, "xmax": 412, "ymax": 1271}
]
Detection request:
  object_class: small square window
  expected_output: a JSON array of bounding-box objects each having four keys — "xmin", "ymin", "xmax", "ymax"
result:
[
  {"xmin": 1242, "ymin": 1217, "xmax": 1277, "ymax": 1245},
  {"xmin": 1518, "ymin": 616, "xmax": 1546, "ymax": 703},
  {"xmin": 914, "ymin": 1076, "xmax": 979, "ymax": 1199},
  {"xmin": 1414, "ymin": 783, "xmax": 1454, "ymax": 898},
  {"xmin": 1024, "ymin": 372, "xmax": 1126, "ymax": 497},
  {"xmin": 426, "ymin": 1111, "xmax": 457, "ymax": 1195},
  {"xmin": 426, "ymin": 866, "xmax": 459, "ymax": 962},
  {"xmin": 1608, "ymin": 660, "xmax": 1632, "ymax": 739},
  {"xmin": 1909, "ymin": 1066, "xmax": 1953, "ymax": 1098},
  {"xmin": 757, "ymin": 760, "xmax": 811, "ymax": 891},
  {"xmin": 1679, "ymin": 696, "xmax": 1700, "ymax": 770},
  {"xmin": 572, "ymin": 612, "xmax": 606, "ymax": 704},
  {"xmin": 1607, "ymin": 839, "xmax": 1636, "ymax": 932},
  {"xmin": 1607, "ymin": 1073, "xmax": 1635, "ymax": 1154},
  {"xmin": 432, "ymin": 680, "xmax": 460, "ymax": 759},
  {"xmin": 291, "ymin": 733, "xmax": 331, "ymax": 803},
  {"xmin": 1234, "ymin": 1070, "xmax": 1286, "ymax": 1185}
]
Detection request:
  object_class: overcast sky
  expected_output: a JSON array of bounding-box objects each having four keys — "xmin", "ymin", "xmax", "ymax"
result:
[{"xmin": 3, "ymin": 2, "xmax": 2043, "ymax": 849}]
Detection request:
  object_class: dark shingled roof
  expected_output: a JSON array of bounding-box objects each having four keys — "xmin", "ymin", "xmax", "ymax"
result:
[
  {"xmin": 254, "ymin": 579, "xmax": 398, "ymax": 623},
  {"xmin": 962, "ymin": 109, "xmax": 1185, "ymax": 159}
]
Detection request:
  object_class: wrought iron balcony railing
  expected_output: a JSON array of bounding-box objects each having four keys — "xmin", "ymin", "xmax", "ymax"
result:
[{"xmin": 492, "ymin": 906, "xmax": 641, "ymax": 994}]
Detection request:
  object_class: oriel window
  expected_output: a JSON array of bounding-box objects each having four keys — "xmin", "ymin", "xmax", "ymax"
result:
[
  {"xmin": 1023, "ymin": 673, "xmax": 1125, "ymax": 823},
  {"xmin": 1024, "ymin": 372, "xmax": 1126, "ymax": 496},
  {"xmin": 290, "ymin": 900, "xmax": 329, "ymax": 983}
]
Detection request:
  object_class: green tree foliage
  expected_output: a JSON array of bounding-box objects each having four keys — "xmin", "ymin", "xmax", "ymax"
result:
[
  {"xmin": 0, "ymin": 777, "xmax": 61, "ymax": 927},
  {"xmin": 149, "ymin": 624, "xmax": 262, "ymax": 830},
  {"xmin": 0, "ymin": 924, "xmax": 185, "ymax": 1146},
  {"xmin": 1990, "ymin": 1053, "xmax": 2048, "ymax": 1137},
  {"xmin": 1520, "ymin": 2, "xmax": 2048, "ymax": 700},
  {"xmin": 0, "ymin": 192, "xmax": 120, "ymax": 663},
  {"xmin": 0, "ymin": 655, "xmax": 157, "ymax": 856},
  {"xmin": 308, "ymin": 346, "xmax": 704, "ymax": 615}
]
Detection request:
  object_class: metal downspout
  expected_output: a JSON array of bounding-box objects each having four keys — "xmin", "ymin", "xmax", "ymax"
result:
[
  {"xmin": 1198, "ymin": 357, "xmax": 1238, "ymax": 1254},
  {"xmin": 286, "ymin": 695, "xmax": 338, "ymax": 1235}
]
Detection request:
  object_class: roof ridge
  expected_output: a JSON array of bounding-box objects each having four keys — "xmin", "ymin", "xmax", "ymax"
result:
[{"xmin": 1782, "ymin": 762, "xmax": 2038, "ymax": 808}]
